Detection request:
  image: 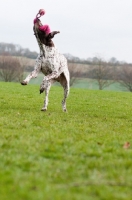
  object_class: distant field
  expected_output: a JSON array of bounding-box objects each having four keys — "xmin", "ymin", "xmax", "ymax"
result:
[
  {"xmin": 0, "ymin": 55, "xmax": 127, "ymax": 92},
  {"xmin": 0, "ymin": 82, "xmax": 132, "ymax": 200},
  {"xmin": 71, "ymin": 78, "xmax": 126, "ymax": 91},
  {"xmin": 24, "ymin": 72, "xmax": 127, "ymax": 92}
]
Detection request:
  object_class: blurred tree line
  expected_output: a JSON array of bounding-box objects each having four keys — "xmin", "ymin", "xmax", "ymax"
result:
[
  {"xmin": 0, "ymin": 42, "xmax": 132, "ymax": 92},
  {"xmin": 68, "ymin": 56, "xmax": 132, "ymax": 91},
  {"xmin": 0, "ymin": 42, "xmax": 38, "ymax": 59}
]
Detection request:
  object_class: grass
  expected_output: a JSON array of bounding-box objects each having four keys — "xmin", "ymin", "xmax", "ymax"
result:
[{"xmin": 0, "ymin": 82, "xmax": 132, "ymax": 200}]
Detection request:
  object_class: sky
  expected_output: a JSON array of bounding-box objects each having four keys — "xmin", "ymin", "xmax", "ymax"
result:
[{"xmin": 0, "ymin": 0, "xmax": 132, "ymax": 62}]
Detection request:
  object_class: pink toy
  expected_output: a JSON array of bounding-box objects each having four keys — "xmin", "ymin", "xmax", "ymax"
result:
[
  {"xmin": 36, "ymin": 9, "xmax": 45, "ymax": 18},
  {"xmin": 33, "ymin": 9, "xmax": 60, "ymax": 36},
  {"xmin": 34, "ymin": 9, "xmax": 51, "ymax": 35},
  {"xmin": 39, "ymin": 9, "xmax": 45, "ymax": 16}
]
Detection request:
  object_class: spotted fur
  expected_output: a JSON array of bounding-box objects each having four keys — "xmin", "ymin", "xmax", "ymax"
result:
[{"xmin": 21, "ymin": 26, "xmax": 70, "ymax": 112}]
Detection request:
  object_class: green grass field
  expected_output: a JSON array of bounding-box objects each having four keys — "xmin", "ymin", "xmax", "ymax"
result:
[{"xmin": 0, "ymin": 82, "xmax": 132, "ymax": 200}]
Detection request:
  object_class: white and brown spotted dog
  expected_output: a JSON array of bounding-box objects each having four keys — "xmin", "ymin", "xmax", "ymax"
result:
[{"xmin": 21, "ymin": 21, "xmax": 70, "ymax": 112}]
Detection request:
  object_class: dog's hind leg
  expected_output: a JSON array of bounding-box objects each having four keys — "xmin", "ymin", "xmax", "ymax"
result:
[{"xmin": 60, "ymin": 73, "xmax": 70, "ymax": 112}]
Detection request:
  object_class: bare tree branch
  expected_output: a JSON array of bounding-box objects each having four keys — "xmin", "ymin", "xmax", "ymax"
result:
[
  {"xmin": 88, "ymin": 57, "xmax": 115, "ymax": 90},
  {"xmin": 0, "ymin": 55, "xmax": 24, "ymax": 82},
  {"xmin": 117, "ymin": 65, "xmax": 132, "ymax": 92},
  {"xmin": 68, "ymin": 61, "xmax": 82, "ymax": 86}
]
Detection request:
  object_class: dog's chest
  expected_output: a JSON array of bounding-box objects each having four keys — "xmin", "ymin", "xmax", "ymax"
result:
[{"xmin": 41, "ymin": 61, "xmax": 52, "ymax": 75}]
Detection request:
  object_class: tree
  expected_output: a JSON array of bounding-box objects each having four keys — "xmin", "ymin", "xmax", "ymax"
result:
[
  {"xmin": 68, "ymin": 62, "xmax": 82, "ymax": 86},
  {"xmin": 109, "ymin": 57, "xmax": 118, "ymax": 65},
  {"xmin": 0, "ymin": 55, "xmax": 24, "ymax": 82},
  {"xmin": 89, "ymin": 57, "xmax": 115, "ymax": 90},
  {"xmin": 117, "ymin": 65, "xmax": 132, "ymax": 92},
  {"xmin": 0, "ymin": 42, "xmax": 38, "ymax": 59}
]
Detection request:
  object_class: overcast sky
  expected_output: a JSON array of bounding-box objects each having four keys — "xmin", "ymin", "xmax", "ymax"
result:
[{"xmin": 0, "ymin": 0, "xmax": 132, "ymax": 62}]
